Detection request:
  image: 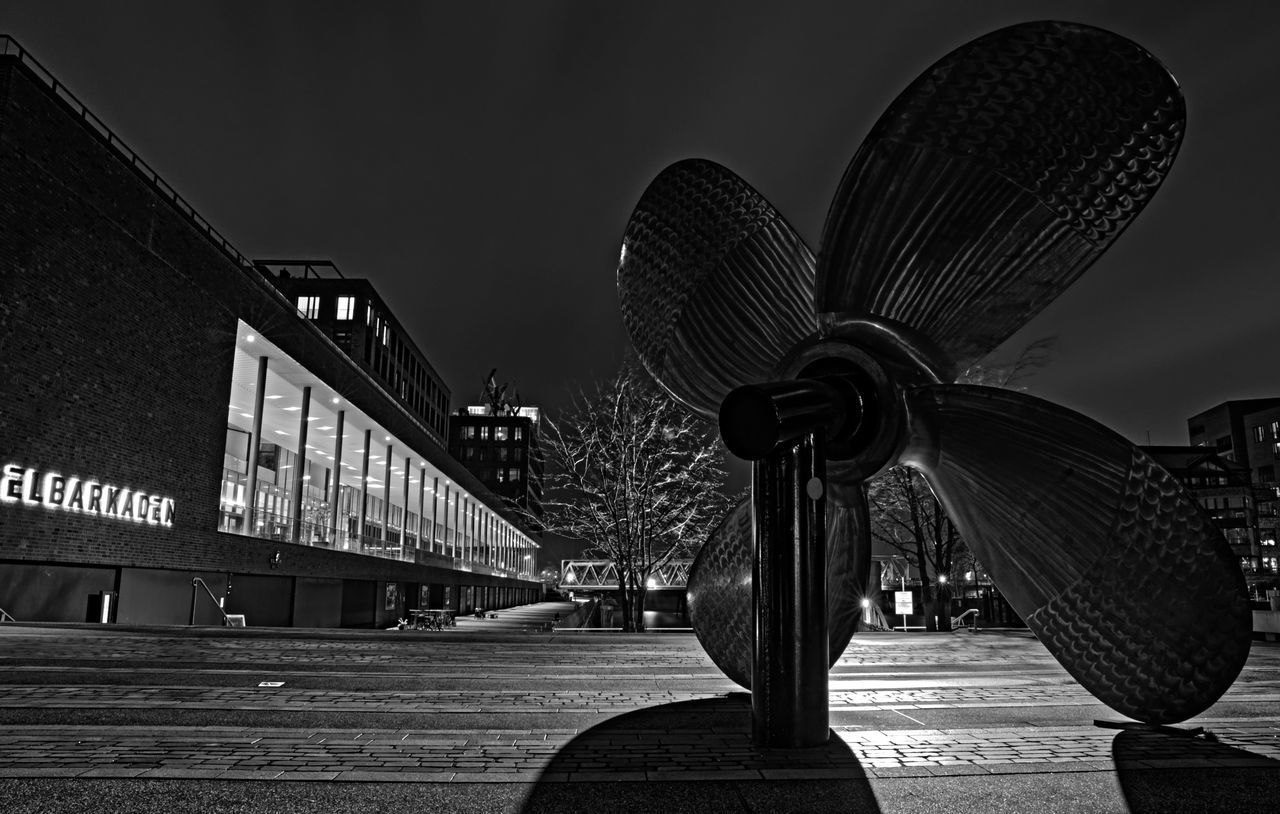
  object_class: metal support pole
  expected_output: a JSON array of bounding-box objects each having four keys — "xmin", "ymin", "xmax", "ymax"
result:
[
  {"xmin": 752, "ymin": 431, "xmax": 829, "ymax": 748},
  {"xmin": 244, "ymin": 356, "xmax": 268, "ymax": 534},
  {"xmin": 289, "ymin": 386, "xmax": 311, "ymax": 544},
  {"xmin": 329, "ymin": 409, "xmax": 345, "ymax": 547}
]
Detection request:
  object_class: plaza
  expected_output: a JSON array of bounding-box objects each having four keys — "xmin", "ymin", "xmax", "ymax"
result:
[{"xmin": 0, "ymin": 610, "xmax": 1276, "ymax": 813}]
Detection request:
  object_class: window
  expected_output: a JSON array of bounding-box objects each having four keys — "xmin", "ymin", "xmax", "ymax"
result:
[
  {"xmin": 1260, "ymin": 466, "xmax": 1275, "ymax": 483},
  {"xmin": 513, "ymin": 427, "xmax": 523, "ymax": 441},
  {"xmin": 1273, "ymin": 421, "xmax": 1280, "ymax": 438},
  {"xmin": 508, "ymin": 468, "xmax": 521, "ymax": 481},
  {"xmin": 297, "ymin": 296, "xmax": 320, "ymax": 319},
  {"xmin": 1255, "ymin": 426, "xmax": 1267, "ymax": 443},
  {"xmin": 498, "ymin": 448, "xmax": 508, "ymax": 462},
  {"xmin": 495, "ymin": 426, "xmax": 509, "ymax": 441},
  {"xmin": 336, "ymin": 296, "xmax": 356, "ymax": 320},
  {"xmin": 481, "ymin": 426, "xmax": 492, "ymax": 440},
  {"xmin": 333, "ymin": 329, "xmax": 353, "ymax": 355},
  {"xmin": 462, "ymin": 426, "xmax": 476, "ymax": 440}
]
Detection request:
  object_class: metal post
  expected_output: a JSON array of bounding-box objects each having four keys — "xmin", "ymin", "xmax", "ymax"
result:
[
  {"xmin": 358, "ymin": 429, "xmax": 371, "ymax": 553},
  {"xmin": 329, "ymin": 409, "xmax": 345, "ymax": 547},
  {"xmin": 244, "ymin": 356, "xmax": 268, "ymax": 535},
  {"xmin": 289, "ymin": 386, "xmax": 311, "ymax": 544},
  {"xmin": 382, "ymin": 444, "xmax": 393, "ymax": 543},
  {"xmin": 752, "ymin": 431, "xmax": 829, "ymax": 748}
]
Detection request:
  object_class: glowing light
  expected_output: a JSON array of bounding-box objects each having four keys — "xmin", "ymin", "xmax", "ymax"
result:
[{"xmin": 2, "ymin": 463, "xmax": 175, "ymax": 528}]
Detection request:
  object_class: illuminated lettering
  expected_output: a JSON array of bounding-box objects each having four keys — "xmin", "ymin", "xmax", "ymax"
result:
[
  {"xmin": 48, "ymin": 475, "xmax": 66, "ymax": 506},
  {"xmin": 1, "ymin": 465, "xmax": 21, "ymax": 503},
  {"xmin": 23, "ymin": 468, "xmax": 41, "ymax": 505},
  {"xmin": 2, "ymin": 463, "xmax": 175, "ymax": 529}
]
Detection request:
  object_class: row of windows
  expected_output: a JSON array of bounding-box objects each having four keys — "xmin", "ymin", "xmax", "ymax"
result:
[
  {"xmin": 297, "ymin": 295, "xmax": 360, "ymax": 322},
  {"xmin": 1251, "ymin": 420, "xmax": 1280, "ymax": 443},
  {"xmin": 460, "ymin": 424, "xmax": 525, "ymax": 442},
  {"xmin": 460, "ymin": 445, "xmax": 524, "ymax": 463}
]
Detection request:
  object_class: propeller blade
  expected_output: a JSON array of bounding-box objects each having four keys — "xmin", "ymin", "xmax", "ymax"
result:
[
  {"xmin": 619, "ymin": 159, "xmax": 817, "ymax": 419},
  {"xmin": 816, "ymin": 21, "xmax": 1184, "ymax": 371},
  {"xmin": 687, "ymin": 489, "xmax": 871, "ymax": 689},
  {"xmin": 901, "ymin": 385, "xmax": 1251, "ymax": 724}
]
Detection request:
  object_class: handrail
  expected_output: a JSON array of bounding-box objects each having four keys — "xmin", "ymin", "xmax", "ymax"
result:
[
  {"xmin": 189, "ymin": 578, "xmax": 232, "ymax": 626},
  {"xmin": 0, "ymin": 607, "xmax": 15, "ymax": 623}
]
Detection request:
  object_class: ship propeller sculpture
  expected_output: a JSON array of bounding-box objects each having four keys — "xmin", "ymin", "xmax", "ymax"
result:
[{"xmin": 617, "ymin": 21, "xmax": 1251, "ymax": 746}]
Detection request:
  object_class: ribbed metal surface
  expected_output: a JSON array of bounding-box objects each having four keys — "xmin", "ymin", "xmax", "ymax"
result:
[
  {"xmin": 619, "ymin": 159, "xmax": 817, "ymax": 418},
  {"xmin": 904, "ymin": 385, "xmax": 1251, "ymax": 723},
  {"xmin": 686, "ymin": 494, "xmax": 868, "ymax": 689},
  {"xmin": 817, "ymin": 21, "xmax": 1184, "ymax": 371}
]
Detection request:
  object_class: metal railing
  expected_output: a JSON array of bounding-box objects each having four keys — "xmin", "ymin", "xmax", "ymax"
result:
[
  {"xmin": 0, "ymin": 607, "xmax": 15, "ymax": 623},
  {"xmin": 218, "ymin": 507, "xmax": 534, "ymax": 579},
  {"xmin": 189, "ymin": 578, "xmax": 233, "ymax": 626}
]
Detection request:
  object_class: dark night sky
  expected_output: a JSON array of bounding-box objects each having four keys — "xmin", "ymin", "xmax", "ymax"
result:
[{"xmin": 7, "ymin": 1, "xmax": 1280, "ymax": 457}]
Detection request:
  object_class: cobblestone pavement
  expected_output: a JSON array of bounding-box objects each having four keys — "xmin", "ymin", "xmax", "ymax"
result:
[{"xmin": 1, "ymin": 609, "xmax": 1278, "ymax": 788}]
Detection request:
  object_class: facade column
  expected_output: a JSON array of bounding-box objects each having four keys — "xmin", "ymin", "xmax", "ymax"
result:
[
  {"xmin": 443, "ymin": 483, "xmax": 452, "ymax": 558},
  {"xmin": 328, "ymin": 409, "xmax": 345, "ymax": 548},
  {"xmin": 357, "ymin": 429, "xmax": 371, "ymax": 553},
  {"xmin": 431, "ymin": 477, "xmax": 440, "ymax": 554},
  {"xmin": 382, "ymin": 443, "xmax": 393, "ymax": 543},
  {"xmin": 402, "ymin": 455, "xmax": 411, "ymax": 557},
  {"xmin": 417, "ymin": 465, "xmax": 426, "ymax": 551},
  {"xmin": 289, "ymin": 385, "xmax": 312, "ymax": 544},
  {"xmin": 244, "ymin": 356, "xmax": 268, "ymax": 535}
]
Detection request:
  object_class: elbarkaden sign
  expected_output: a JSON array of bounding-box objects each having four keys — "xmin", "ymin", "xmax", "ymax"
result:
[{"xmin": 1, "ymin": 463, "xmax": 175, "ymax": 527}]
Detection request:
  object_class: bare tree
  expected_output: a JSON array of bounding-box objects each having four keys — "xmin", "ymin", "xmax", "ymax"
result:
[
  {"xmin": 535, "ymin": 364, "xmax": 731, "ymax": 631},
  {"xmin": 867, "ymin": 337, "xmax": 1057, "ymax": 631}
]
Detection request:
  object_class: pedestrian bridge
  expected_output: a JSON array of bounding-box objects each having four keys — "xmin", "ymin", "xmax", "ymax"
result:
[{"xmin": 559, "ymin": 559, "xmax": 691, "ymax": 591}]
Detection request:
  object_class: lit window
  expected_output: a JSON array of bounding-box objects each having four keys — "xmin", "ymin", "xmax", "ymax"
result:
[
  {"xmin": 1255, "ymin": 426, "xmax": 1267, "ymax": 443},
  {"xmin": 513, "ymin": 427, "xmax": 523, "ymax": 440},
  {"xmin": 336, "ymin": 296, "xmax": 355, "ymax": 320},
  {"xmin": 462, "ymin": 426, "xmax": 476, "ymax": 440},
  {"xmin": 508, "ymin": 468, "xmax": 520, "ymax": 481},
  {"xmin": 297, "ymin": 296, "xmax": 320, "ymax": 319},
  {"xmin": 495, "ymin": 426, "xmax": 508, "ymax": 441}
]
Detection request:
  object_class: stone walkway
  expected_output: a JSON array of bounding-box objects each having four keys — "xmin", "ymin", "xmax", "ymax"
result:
[{"xmin": 1, "ymin": 609, "xmax": 1278, "ymax": 789}]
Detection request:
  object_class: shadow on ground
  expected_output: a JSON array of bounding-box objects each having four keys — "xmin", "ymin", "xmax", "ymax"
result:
[
  {"xmin": 520, "ymin": 694, "xmax": 881, "ymax": 813},
  {"xmin": 1114, "ymin": 728, "xmax": 1280, "ymax": 813}
]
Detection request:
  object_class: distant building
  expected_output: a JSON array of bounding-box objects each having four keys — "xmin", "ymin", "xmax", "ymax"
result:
[
  {"xmin": 259, "ymin": 260, "xmax": 451, "ymax": 446},
  {"xmin": 1142, "ymin": 446, "xmax": 1260, "ymax": 574},
  {"xmin": 1186, "ymin": 398, "xmax": 1280, "ymax": 465},
  {"xmin": 448, "ymin": 404, "xmax": 545, "ymax": 530},
  {"xmin": 1186, "ymin": 399, "xmax": 1280, "ymax": 576}
]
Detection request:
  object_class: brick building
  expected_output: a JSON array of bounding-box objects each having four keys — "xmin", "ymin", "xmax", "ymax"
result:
[
  {"xmin": 448, "ymin": 405, "xmax": 545, "ymax": 526},
  {"xmin": 0, "ymin": 39, "xmax": 539, "ymax": 626},
  {"xmin": 1187, "ymin": 399, "xmax": 1280, "ymax": 576}
]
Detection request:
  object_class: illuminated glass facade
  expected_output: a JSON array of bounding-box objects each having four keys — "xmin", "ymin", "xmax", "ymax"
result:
[{"xmin": 221, "ymin": 323, "xmax": 538, "ymax": 579}]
